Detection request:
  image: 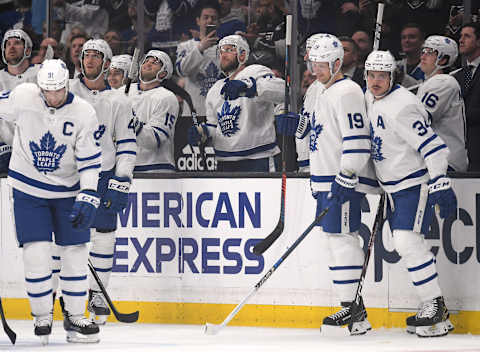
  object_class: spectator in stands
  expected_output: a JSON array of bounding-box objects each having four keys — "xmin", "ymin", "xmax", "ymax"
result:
[
  {"xmin": 452, "ymin": 22, "xmax": 480, "ymax": 171},
  {"xmin": 120, "ymin": 0, "xmax": 155, "ymax": 53},
  {"xmin": 217, "ymin": 0, "xmax": 246, "ymax": 39},
  {"xmin": 352, "ymin": 29, "xmax": 372, "ymax": 66},
  {"xmin": 31, "ymin": 37, "xmax": 64, "ymax": 64},
  {"xmin": 104, "ymin": 29, "xmax": 123, "ymax": 56},
  {"xmin": 397, "ymin": 23, "xmax": 425, "ymax": 87},
  {"xmin": 340, "ymin": 36, "xmax": 365, "ymax": 88},
  {"xmin": 0, "ymin": 0, "xmax": 33, "ymax": 42},
  {"xmin": 41, "ymin": 18, "xmax": 63, "ymax": 42},
  {"xmin": 175, "ymin": 0, "xmax": 222, "ymax": 116},
  {"xmin": 65, "ymin": 33, "xmax": 87, "ymax": 78},
  {"xmin": 103, "ymin": 0, "xmax": 130, "ymax": 33}
]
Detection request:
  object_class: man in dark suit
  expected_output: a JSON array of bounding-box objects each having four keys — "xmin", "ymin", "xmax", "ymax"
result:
[
  {"xmin": 340, "ymin": 36, "xmax": 365, "ymax": 88},
  {"xmin": 453, "ymin": 22, "xmax": 480, "ymax": 171}
]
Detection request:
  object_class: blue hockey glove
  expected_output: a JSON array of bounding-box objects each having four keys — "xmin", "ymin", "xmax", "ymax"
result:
[
  {"xmin": 0, "ymin": 143, "xmax": 11, "ymax": 173},
  {"xmin": 220, "ymin": 77, "xmax": 257, "ymax": 100},
  {"xmin": 103, "ymin": 176, "xmax": 131, "ymax": 212},
  {"xmin": 70, "ymin": 190, "xmax": 100, "ymax": 230},
  {"xmin": 328, "ymin": 172, "xmax": 359, "ymax": 206},
  {"xmin": 427, "ymin": 175, "xmax": 457, "ymax": 219},
  {"xmin": 275, "ymin": 112, "xmax": 300, "ymax": 136},
  {"xmin": 188, "ymin": 124, "xmax": 207, "ymax": 146}
]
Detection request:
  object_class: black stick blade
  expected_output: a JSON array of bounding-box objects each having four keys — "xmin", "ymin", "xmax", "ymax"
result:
[
  {"xmin": 252, "ymin": 220, "xmax": 284, "ymax": 255},
  {"xmin": 0, "ymin": 299, "xmax": 16, "ymax": 345},
  {"xmin": 112, "ymin": 308, "xmax": 139, "ymax": 324}
]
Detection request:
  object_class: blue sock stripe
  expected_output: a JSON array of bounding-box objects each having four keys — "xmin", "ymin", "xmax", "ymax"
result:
[
  {"xmin": 93, "ymin": 266, "xmax": 112, "ymax": 273},
  {"xmin": 27, "ymin": 289, "xmax": 52, "ymax": 298},
  {"xmin": 90, "ymin": 252, "xmax": 114, "ymax": 259},
  {"xmin": 408, "ymin": 258, "xmax": 434, "ymax": 272},
  {"xmin": 61, "ymin": 290, "xmax": 87, "ymax": 297},
  {"xmin": 25, "ymin": 274, "xmax": 52, "ymax": 283},
  {"xmin": 333, "ymin": 279, "xmax": 360, "ymax": 284},
  {"xmin": 328, "ymin": 266, "xmax": 363, "ymax": 271},
  {"xmin": 52, "ymin": 269, "xmax": 60, "ymax": 274},
  {"xmin": 52, "ymin": 256, "xmax": 60, "ymax": 260},
  {"xmin": 413, "ymin": 273, "xmax": 438, "ymax": 286},
  {"xmin": 60, "ymin": 275, "xmax": 87, "ymax": 281}
]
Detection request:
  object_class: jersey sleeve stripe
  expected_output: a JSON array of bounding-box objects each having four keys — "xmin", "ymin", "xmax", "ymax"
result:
[
  {"xmin": 116, "ymin": 138, "xmax": 136, "ymax": 145},
  {"xmin": 417, "ymin": 134, "xmax": 438, "ymax": 153},
  {"xmin": 342, "ymin": 149, "xmax": 370, "ymax": 154},
  {"xmin": 379, "ymin": 168, "xmax": 428, "ymax": 186},
  {"xmin": 311, "ymin": 175, "xmax": 335, "ymax": 183},
  {"xmin": 78, "ymin": 164, "xmax": 101, "ymax": 172},
  {"xmin": 76, "ymin": 152, "xmax": 101, "ymax": 162},
  {"xmin": 423, "ymin": 144, "xmax": 447, "ymax": 159},
  {"xmin": 343, "ymin": 135, "xmax": 370, "ymax": 141},
  {"xmin": 298, "ymin": 159, "xmax": 310, "ymax": 167},
  {"xmin": 8, "ymin": 169, "xmax": 80, "ymax": 192},
  {"xmin": 152, "ymin": 130, "xmax": 162, "ymax": 148},
  {"xmin": 206, "ymin": 123, "xmax": 217, "ymax": 128},
  {"xmin": 152, "ymin": 126, "xmax": 169, "ymax": 138},
  {"xmin": 358, "ymin": 176, "xmax": 379, "ymax": 187},
  {"xmin": 116, "ymin": 150, "xmax": 137, "ymax": 156}
]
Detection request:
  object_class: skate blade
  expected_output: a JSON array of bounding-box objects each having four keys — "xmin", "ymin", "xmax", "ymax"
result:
[
  {"xmin": 445, "ymin": 318, "xmax": 454, "ymax": 332},
  {"xmin": 39, "ymin": 335, "xmax": 49, "ymax": 345},
  {"xmin": 66, "ymin": 331, "xmax": 100, "ymax": 343},
  {"xmin": 320, "ymin": 321, "xmax": 371, "ymax": 337},
  {"xmin": 89, "ymin": 312, "xmax": 108, "ymax": 325},
  {"xmin": 416, "ymin": 321, "xmax": 449, "ymax": 337},
  {"xmin": 406, "ymin": 325, "xmax": 416, "ymax": 334},
  {"xmin": 204, "ymin": 323, "xmax": 221, "ymax": 335}
]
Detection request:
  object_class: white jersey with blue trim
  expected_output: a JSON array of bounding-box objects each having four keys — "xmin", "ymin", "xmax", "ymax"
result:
[
  {"xmin": 127, "ymin": 83, "xmax": 179, "ymax": 173},
  {"xmin": 0, "ymin": 64, "xmax": 41, "ymax": 91},
  {"xmin": 175, "ymin": 39, "xmax": 222, "ymax": 116},
  {"xmin": 69, "ymin": 78, "xmax": 136, "ymax": 179},
  {"xmin": 308, "ymin": 78, "xmax": 376, "ymax": 193},
  {"xmin": 0, "ymin": 83, "xmax": 101, "ymax": 199},
  {"xmin": 205, "ymin": 64, "xmax": 283, "ymax": 161},
  {"xmin": 396, "ymin": 58, "xmax": 425, "ymax": 88},
  {"xmin": 366, "ymin": 84, "xmax": 449, "ymax": 193},
  {"xmin": 416, "ymin": 74, "xmax": 468, "ymax": 172}
]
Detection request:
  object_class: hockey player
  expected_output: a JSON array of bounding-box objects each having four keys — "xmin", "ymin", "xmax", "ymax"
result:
[
  {"xmin": 365, "ymin": 50, "xmax": 457, "ymax": 337},
  {"xmin": 0, "ymin": 59, "xmax": 101, "ymax": 343},
  {"xmin": 276, "ymin": 34, "xmax": 376, "ymax": 335},
  {"xmin": 68, "ymin": 39, "xmax": 137, "ymax": 324},
  {"xmin": 175, "ymin": 0, "xmax": 222, "ymax": 116},
  {"xmin": 417, "ymin": 35, "xmax": 468, "ymax": 172},
  {"xmin": 188, "ymin": 34, "xmax": 284, "ymax": 172},
  {"xmin": 107, "ymin": 54, "xmax": 133, "ymax": 89},
  {"xmin": 127, "ymin": 50, "xmax": 179, "ymax": 172}
]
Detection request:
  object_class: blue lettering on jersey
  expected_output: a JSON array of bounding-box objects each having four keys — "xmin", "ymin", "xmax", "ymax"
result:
[
  {"xmin": 218, "ymin": 101, "xmax": 240, "ymax": 137},
  {"xmin": 377, "ymin": 115, "xmax": 385, "ymax": 129},
  {"xmin": 94, "ymin": 124, "xmax": 106, "ymax": 146},
  {"xmin": 197, "ymin": 62, "xmax": 220, "ymax": 97},
  {"xmin": 309, "ymin": 112, "xmax": 323, "ymax": 152},
  {"xmin": 370, "ymin": 124, "xmax": 385, "ymax": 162},
  {"xmin": 29, "ymin": 131, "xmax": 66, "ymax": 174}
]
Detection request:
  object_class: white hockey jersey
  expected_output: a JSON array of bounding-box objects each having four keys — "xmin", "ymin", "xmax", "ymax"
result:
[
  {"xmin": 416, "ymin": 74, "xmax": 468, "ymax": 172},
  {"xmin": 307, "ymin": 78, "xmax": 376, "ymax": 193},
  {"xmin": 366, "ymin": 85, "xmax": 449, "ymax": 193},
  {"xmin": 69, "ymin": 78, "xmax": 136, "ymax": 179},
  {"xmin": 176, "ymin": 39, "xmax": 222, "ymax": 116},
  {"xmin": 127, "ymin": 83, "xmax": 179, "ymax": 172},
  {"xmin": 0, "ymin": 64, "xmax": 41, "ymax": 91},
  {"xmin": 0, "ymin": 83, "xmax": 101, "ymax": 199},
  {"xmin": 205, "ymin": 64, "xmax": 283, "ymax": 161}
]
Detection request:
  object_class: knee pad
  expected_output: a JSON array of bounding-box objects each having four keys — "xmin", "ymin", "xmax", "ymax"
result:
[
  {"xmin": 327, "ymin": 232, "xmax": 364, "ymax": 267},
  {"xmin": 59, "ymin": 244, "xmax": 88, "ymax": 315},
  {"xmin": 393, "ymin": 230, "xmax": 430, "ymax": 261}
]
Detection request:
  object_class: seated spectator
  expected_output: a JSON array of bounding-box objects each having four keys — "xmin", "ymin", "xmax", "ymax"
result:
[
  {"xmin": 0, "ymin": 0, "xmax": 33, "ymax": 41},
  {"xmin": 104, "ymin": 29, "xmax": 123, "ymax": 55},
  {"xmin": 120, "ymin": 0, "xmax": 155, "ymax": 53},
  {"xmin": 31, "ymin": 37, "xmax": 64, "ymax": 63},
  {"xmin": 352, "ymin": 29, "xmax": 372, "ymax": 66},
  {"xmin": 103, "ymin": 0, "xmax": 130, "ymax": 33},
  {"xmin": 65, "ymin": 33, "xmax": 87, "ymax": 78},
  {"xmin": 397, "ymin": 22, "xmax": 425, "ymax": 87},
  {"xmin": 217, "ymin": 0, "xmax": 246, "ymax": 39},
  {"xmin": 339, "ymin": 36, "xmax": 365, "ymax": 88}
]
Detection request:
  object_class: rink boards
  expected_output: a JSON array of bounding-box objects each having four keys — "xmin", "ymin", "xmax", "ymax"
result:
[{"xmin": 1, "ymin": 176, "xmax": 480, "ymax": 333}]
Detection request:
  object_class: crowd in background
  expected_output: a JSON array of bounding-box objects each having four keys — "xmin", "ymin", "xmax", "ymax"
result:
[{"xmin": 0, "ymin": 0, "xmax": 479, "ymax": 171}]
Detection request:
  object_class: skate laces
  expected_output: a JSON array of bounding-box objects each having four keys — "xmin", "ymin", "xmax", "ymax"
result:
[
  {"xmin": 91, "ymin": 292, "xmax": 108, "ymax": 309},
  {"xmin": 70, "ymin": 315, "xmax": 94, "ymax": 327},
  {"xmin": 35, "ymin": 315, "xmax": 52, "ymax": 327},
  {"xmin": 330, "ymin": 306, "xmax": 350, "ymax": 320},
  {"xmin": 417, "ymin": 299, "xmax": 438, "ymax": 319}
]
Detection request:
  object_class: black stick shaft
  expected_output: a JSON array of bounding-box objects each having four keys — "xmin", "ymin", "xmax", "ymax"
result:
[{"xmin": 0, "ymin": 297, "xmax": 16, "ymax": 345}]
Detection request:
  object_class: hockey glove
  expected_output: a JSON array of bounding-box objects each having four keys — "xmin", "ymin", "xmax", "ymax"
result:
[
  {"xmin": 188, "ymin": 124, "xmax": 207, "ymax": 146},
  {"xmin": 70, "ymin": 190, "xmax": 100, "ymax": 230},
  {"xmin": 103, "ymin": 176, "xmax": 131, "ymax": 212},
  {"xmin": 220, "ymin": 77, "xmax": 257, "ymax": 100},
  {"xmin": 427, "ymin": 175, "xmax": 457, "ymax": 219},
  {"xmin": 275, "ymin": 112, "xmax": 300, "ymax": 136},
  {"xmin": 328, "ymin": 172, "xmax": 359, "ymax": 206},
  {"xmin": 0, "ymin": 143, "xmax": 11, "ymax": 173}
]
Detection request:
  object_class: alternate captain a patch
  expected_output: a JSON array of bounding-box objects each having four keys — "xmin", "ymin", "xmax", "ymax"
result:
[
  {"xmin": 29, "ymin": 131, "xmax": 66, "ymax": 174},
  {"xmin": 218, "ymin": 101, "xmax": 241, "ymax": 137}
]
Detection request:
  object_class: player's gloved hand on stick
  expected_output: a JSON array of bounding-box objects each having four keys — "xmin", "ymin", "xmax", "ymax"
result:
[
  {"xmin": 427, "ymin": 175, "xmax": 457, "ymax": 219},
  {"xmin": 70, "ymin": 189, "xmax": 100, "ymax": 230},
  {"xmin": 103, "ymin": 176, "xmax": 130, "ymax": 212},
  {"xmin": 220, "ymin": 77, "xmax": 257, "ymax": 100},
  {"xmin": 0, "ymin": 143, "xmax": 11, "ymax": 172},
  {"xmin": 188, "ymin": 124, "xmax": 207, "ymax": 146},
  {"xmin": 275, "ymin": 112, "xmax": 300, "ymax": 136},
  {"xmin": 328, "ymin": 172, "xmax": 358, "ymax": 206}
]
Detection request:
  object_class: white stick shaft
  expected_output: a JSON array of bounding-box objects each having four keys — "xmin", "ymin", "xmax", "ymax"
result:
[
  {"xmin": 128, "ymin": 48, "xmax": 140, "ymax": 79},
  {"xmin": 373, "ymin": 2, "xmax": 384, "ymax": 51},
  {"xmin": 214, "ymin": 286, "xmax": 257, "ymax": 331},
  {"xmin": 286, "ymin": 15, "xmax": 292, "ymax": 46}
]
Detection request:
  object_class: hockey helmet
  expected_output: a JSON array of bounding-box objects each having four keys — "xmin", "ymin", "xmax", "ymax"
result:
[
  {"xmin": 308, "ymin": 34, "xmax": 344, "ymax": 82},
  {"xmin": 110, "ymin": 54, "xmax": 133, "ymax": 78},
  {"xmin": 37, "ymin": 59, "xmax": 70, "ymax": 91},
  {"xmin": 81, "ymin": 39, "xmax": 113, "ymax": 80},
  {"xmin": 140, "ymin": 50, "xmax": 173, "ymax": 83},
  {"xmin": 2, "ymin": 29, "xmax": 33, "ymax": 66},
  {"xmin": 218, "ymin": 34, "xmax": 250, "ymax": 65},
  {"xmin": 306, "ymin": 33, "xmax": 330, "ymax": 51},
  {"xmin": 422, "ymin": 35, "xmax": 458, "ymax": 69},
  {"xmin": 364, "ymin": 50, "xmax": 397, "ymax": 96}
]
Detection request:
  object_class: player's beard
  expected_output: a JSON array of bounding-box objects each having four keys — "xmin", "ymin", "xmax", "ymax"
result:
[
  {"xmin": 84, "ymin": 66, "xmax": 103, "ymax": 81},
  {"xmin": 221, "ymin": 59, "xmax": 239, "ymax": 75},
  {"xmin": 140, "ymin": 68, "xmax": 158, "ymax": 82},
  {"xmin": 6, "ymin": 52, "xmax": 22, "ymax": 65}
]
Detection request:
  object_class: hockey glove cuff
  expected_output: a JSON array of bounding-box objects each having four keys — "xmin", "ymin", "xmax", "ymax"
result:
[
  {"xmin": 70, "ymin": 189, "xmax": 100, "ymax": 230},
  {"xmin": 328, "ymin": 172, "xmax": 359, "ymax": 206},
  {"xmin": 275, "ymin": 112, "xmax": 300, "ymax": 136},
  {"xmin": 427, "ymin": 175, "xmax": 457, "ymax": 219},
  {"xmin": 104, "ymin": 176, "xmax": 131, "ymax": 212},
  {"xmin": 220, "ymin": 77, "xmax": 257, "ymax": 100}
]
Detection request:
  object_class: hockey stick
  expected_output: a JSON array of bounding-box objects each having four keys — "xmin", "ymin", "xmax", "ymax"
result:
[
  {"xmin": 373, "ymin": 2, "xmax": 384, "ymax": 51},
  {"xmin": 87, "ymin": 259, "xmax": 139, "ymax": 323},
  {"xmin": 0, "ymin": 297, "xmax": 16, "ymax": 345},
  {"xmin": 205, "ymin": 207, "xmax": 328, "ymax": 335},
  {"xmin": 252, "ymin": 14, "xmax": 293, "ymax": 255},
  {"xmin": 348, "ymin": 193, "xmax": 385, "ymax": 333},
  {"xmin": 124, "ymin": 47, "xmax": 140, "ymax": 95}
]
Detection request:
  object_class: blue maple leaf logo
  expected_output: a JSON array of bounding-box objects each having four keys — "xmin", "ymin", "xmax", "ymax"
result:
[
  {"xmin": 370, "ymin": 123, "xmax": 385, "ymax": 162},
  {"xmin": 29, "ymin": 131, "xmax": 67, "ymax": 174},
  {"xmin": 217, "ymin": 101, "xmax": 241, "ymax": 137},
  {"xmin": 309, "ymin": 111, "xmax": 323, "ymax": 152},
  {"xmin": 197, "ymin": 62, "xmax": 220, "ymax": 97}
]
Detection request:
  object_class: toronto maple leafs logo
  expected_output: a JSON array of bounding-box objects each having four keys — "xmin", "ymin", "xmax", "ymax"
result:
[
  {"xmin": 309, "ymin": 112, "xmax": 323, "ymax": 152},
  {"xmin": 370, "ymin": 123, "xmax": 385, "ymax": 162},
  {"xmin": 29, "ymin": 131, "xmax": 67, "ymax": 174},
  {"xmin": 218, "ymin": 101, "xmax": 241, "ymax": 137},
  {"xmin": 197, "ymin": 62, "xmax": 220, "ymax": 97}
]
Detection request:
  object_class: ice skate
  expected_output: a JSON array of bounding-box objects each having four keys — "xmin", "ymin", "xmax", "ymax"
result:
[
  {"xmin": 407, "ymin": 296, "xmax": 449, "ymax": 337},
  {"xmin": 321, "ymin": 297, "xmax": 371, "ymax": 336},
  {"xmin": 34, "ymin": 313, "xmax": 53, "ymax": 345},
  {"xmin": 88, "ymin": 289, "xmax": 110, "ymax": 325},
  {"xmin": 64, "ymin": 312, "xmax": 100, "ymax": 343}
]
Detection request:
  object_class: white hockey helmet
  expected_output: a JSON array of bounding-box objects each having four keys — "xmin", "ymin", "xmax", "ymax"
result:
[
  {"xmin": 422, "ymin": 35, "xmax": 458, "ymax": 69},
  {"xmin": 218, "ymin": 34, "xmax": 250, "ymax": 65},
  {"xmin": 37, "ymin": 59, "xmax": 69, "ymax": 91},
  {"xmin": 2, "ymin": 29, "xmax": 33, "ymax": 66},
  {"xmin": 308, "ymin": 34, "xmax": 344, "ymax": 81},
  {"xmin": 80, "ymin": 39, "xmax": 113, "ymax": 80},
  {"xmin": 110, "ymin": 54, "xmax": 133, "ymax": 78},
  {"xmin": 306, "ymin": 33, "xmax": 329, "ymax": 51},
  {"xmin": 364, "ymin": 50, "xmax": 397, "ymax": 95},
  {"xmin": 140, "ymin": 50, "xmax": 173, "ymax": 83}
]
